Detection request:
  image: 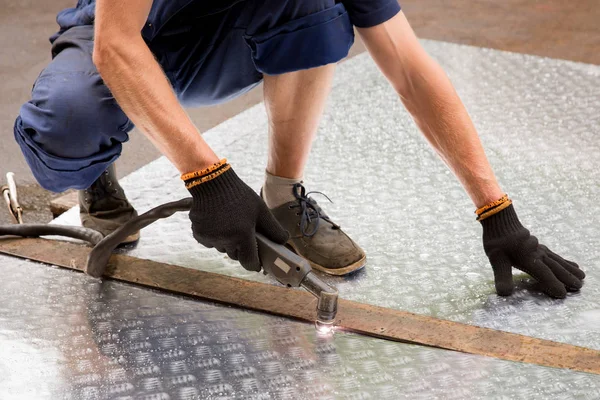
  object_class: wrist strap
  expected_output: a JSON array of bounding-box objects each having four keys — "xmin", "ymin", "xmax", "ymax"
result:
[{"xmin": 476, "ymin": 194, "xmax": 513, "ymax": 221}]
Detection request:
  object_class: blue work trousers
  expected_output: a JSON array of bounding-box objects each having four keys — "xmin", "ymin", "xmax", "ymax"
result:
[{"xmin": 14, "ymin": 0, "xmax": 398, "ymax": 192}]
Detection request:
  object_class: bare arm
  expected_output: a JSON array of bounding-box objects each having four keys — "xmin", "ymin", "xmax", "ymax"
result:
[
  {"xmin": 93, "ymin": 0, "xmax": 219, "ymax": 174},
  {"xmin": 357, "ymin": 12, "xmax": 504, "ymax": 208}
]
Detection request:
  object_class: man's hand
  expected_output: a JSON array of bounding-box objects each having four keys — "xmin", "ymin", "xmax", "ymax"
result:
[
  {"xmin": 186, "ymin": 166, "xmax": 289, "ymax": 271},
  {"xmin": 481, "ymin": 205, "xmax": 585, "ymax": 298}
]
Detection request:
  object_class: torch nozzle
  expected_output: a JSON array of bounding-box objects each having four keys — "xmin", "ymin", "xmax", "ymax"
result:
[{"xmin": 300, "ymin": 272, "xmax": 339, "ymax": 325}]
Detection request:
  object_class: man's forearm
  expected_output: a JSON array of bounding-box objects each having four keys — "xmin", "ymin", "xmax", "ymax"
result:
[
  {"xmin": 399, "ymin": 59, "xmax": 504, "ymax": 207},
  {"xmin": 93, "ymin": 0, "xmax": 219, "ymax": 174},
  {"xmin": 359, "ymin": 13, "xmax": 504, "ymax": 208}
]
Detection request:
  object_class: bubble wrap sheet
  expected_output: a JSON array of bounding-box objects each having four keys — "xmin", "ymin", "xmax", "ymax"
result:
[{"xmin": 3, "ymin": 40, "xmax": 600, "ymax": 399}]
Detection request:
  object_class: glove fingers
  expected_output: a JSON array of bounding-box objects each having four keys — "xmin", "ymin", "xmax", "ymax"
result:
[
  {"xmin": 543, "ymin": 256, "xmax": 583, "ymax": 291},
  {"xmin": 517, "ymin": 258, "xmax": 567, "ymax": 299},
  {"xmin": 257, "ymin": 205, "xmax": 289, "ymax": 245},
  {"xmin": 237, "ymin": 235, "xmax": 261, "ymax": 272},
  {"xmin": 541, "ymin": 245, "xmax": 585, "ymax": 279},
  {"xmin": 489, "ymin": 253, "xmax": 514, "ymax": 296},
  {"xmin": 226, "ymin": 248, "xmax": 239, "ymax": 262},
  {"xmin": 546, "ymin": 249, "xmax": 584, "ymax": 277},
  {"xmin": 192, "ymin": 230, "xmax": 214, "ymax": 249},
  {"xmin": 215, "ymin": 246, "xmax": 226, "ymax": 254},
  {"xmin": 558, "ymin": 259, "xmax": 586, "ymax": 281}
]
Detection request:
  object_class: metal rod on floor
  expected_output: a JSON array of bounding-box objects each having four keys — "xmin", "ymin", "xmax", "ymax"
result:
[{"xmin": 2, "ymin": 172, "xmax": 23, "ymax": 224}]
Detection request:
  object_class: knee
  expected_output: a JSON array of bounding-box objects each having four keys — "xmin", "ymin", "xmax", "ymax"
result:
[
  {"xmin": 18, "ymin": 71, "xmax": 131, "ymax": 159},
  {"xmin": 15, "ymin": 72, "xmax": 131, "ymax": 192}
]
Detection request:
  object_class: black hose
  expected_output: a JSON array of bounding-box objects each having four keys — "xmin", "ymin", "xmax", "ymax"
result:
[
  {"xmin": 86, "ymin": 197, "xmax": 192, "ymax": 277},
  {"xmin": 1, "ymin": 197, "xmax": 339, "ymax": 323},
  {"xmin": 0, "ymin": 198, "xmax": 192, "ymax": 277},
  {"xmin": 0, "ymin": 224, "xmax": 104, "ymax": 246}
]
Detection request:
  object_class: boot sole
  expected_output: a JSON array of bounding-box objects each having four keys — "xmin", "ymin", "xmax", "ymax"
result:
[
  {"xmin": 286, "ymin": 242, "xmax": 367, "ymax": 276},
  {"xmin": 118, "ymin": 231, "xmax": 141, "ymax": 245}
]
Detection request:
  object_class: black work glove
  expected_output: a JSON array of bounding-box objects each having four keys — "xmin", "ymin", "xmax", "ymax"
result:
[
  {"xmin": 186, "ymin": 167, "xmax": 289, "ymax": 272},
  {"xmin": 481, "ymin": 204, "xmax": 585, "ymax": 298}
]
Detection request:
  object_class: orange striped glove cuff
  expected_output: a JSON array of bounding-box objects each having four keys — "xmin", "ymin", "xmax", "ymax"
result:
[
  {"xmin": 182, "ymin": 159, "xmax": 231, "ymax": 190},
  {"xmin": 476, "ymin": 194, "xmax": 513, "ymax": 221}
]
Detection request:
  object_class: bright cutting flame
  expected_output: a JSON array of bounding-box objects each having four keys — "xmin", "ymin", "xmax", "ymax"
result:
[{"xmin": 315, "ymin": 320, "xmax": 335, "ymax": 336}]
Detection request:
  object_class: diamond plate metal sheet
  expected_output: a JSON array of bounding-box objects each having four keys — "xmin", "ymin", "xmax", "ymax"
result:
[
  {"xmin": 1, "ymin": 256, "xmax": 599, "ymax": 400},
  {"xmin": 3, "ymin": 40, "xmax": 600, "ymax": 398}
]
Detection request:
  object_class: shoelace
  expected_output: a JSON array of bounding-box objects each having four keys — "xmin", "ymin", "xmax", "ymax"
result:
[
  {"xmin": 83, "ymin": 170, "xmax": 119, "ymax": 203},
  {"xmin": 290, "ymin": 183, "xmax": 340, "ymax": 237}
]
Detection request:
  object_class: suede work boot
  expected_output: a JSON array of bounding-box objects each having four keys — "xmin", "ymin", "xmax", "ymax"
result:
[
  {"xmin": 265, "ymin": 183, "xmax": 366, "ymax": 276},
  {"xmin": 79, "ymin": 164, "xmax": 140, "ymax": 244}
]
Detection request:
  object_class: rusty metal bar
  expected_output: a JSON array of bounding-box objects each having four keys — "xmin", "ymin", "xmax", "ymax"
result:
[{"xmin": 0, "ymin": 237, "xmax": 598, "ymax": 375}]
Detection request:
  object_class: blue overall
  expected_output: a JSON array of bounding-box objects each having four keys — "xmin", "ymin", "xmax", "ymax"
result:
[{"xmin": 14, "ymin": 0, "xmax": 401, "ymax": 192}]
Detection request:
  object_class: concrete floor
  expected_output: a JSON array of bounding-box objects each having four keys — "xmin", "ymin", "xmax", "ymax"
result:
[{"xmin": 0, "ymin": 0, "xmax": 599, "ymax": 224}]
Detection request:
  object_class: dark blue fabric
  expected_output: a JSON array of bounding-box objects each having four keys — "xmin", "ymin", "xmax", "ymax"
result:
[
  {"xmin": 50, "ymin": 0, "xmax": 96, "ymax": 43},
  {"xmin": 149, "ymin": 0, "xmax": 261, "ymax": 107},
  {"xmin": 142, "ymin": 0, "xmax": 248, "ymax": 42},
  {"xmin": 342, "ymin": 0, "xmax": 401, "ymax": 28},
  {"xmin": 244, "ymin": 3, "xmax": 354, "ymax": 75},
  {"xmin": 15, "ymin": 0, "xmax": 356, "ymax": 192},
  {"xmin": 15, "ymin": 25, "xmax": 132, "ymax": 192},
  {"xmin": 154, "ymin": 0, "xmax": 352, "ymax": 105}
]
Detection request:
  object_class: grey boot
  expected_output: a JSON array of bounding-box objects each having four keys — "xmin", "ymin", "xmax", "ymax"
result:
[{"xmin": 79, "ymin": 164, "xmax": 140, "ymax": 244}]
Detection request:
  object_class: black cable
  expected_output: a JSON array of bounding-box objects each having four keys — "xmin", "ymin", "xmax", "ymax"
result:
[
  {"xmin": 86, "ymin": 198, "xmax": 192, "ymax": 277},
  {"xmin": 0, "ymin": 224, "xmax": 104, "ymax": 246}
]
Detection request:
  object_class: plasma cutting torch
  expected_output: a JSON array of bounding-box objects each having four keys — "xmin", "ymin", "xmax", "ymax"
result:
[
  {"xmin": 0, "ymin": 181, "xmax": 339, "ymax": 328},
  {"xmin": 86, "ymin": 198, "xmax": 339, "ymax": 329}
]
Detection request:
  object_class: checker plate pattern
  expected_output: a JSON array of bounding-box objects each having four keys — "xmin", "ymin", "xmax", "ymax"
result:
[
  {"xmin": 1, "ymin": 257, "xmax": 599, "ymax": 400},
  {"xmin": 3, "ymin": 40, "xmax": 600, "ymax": 398}
]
